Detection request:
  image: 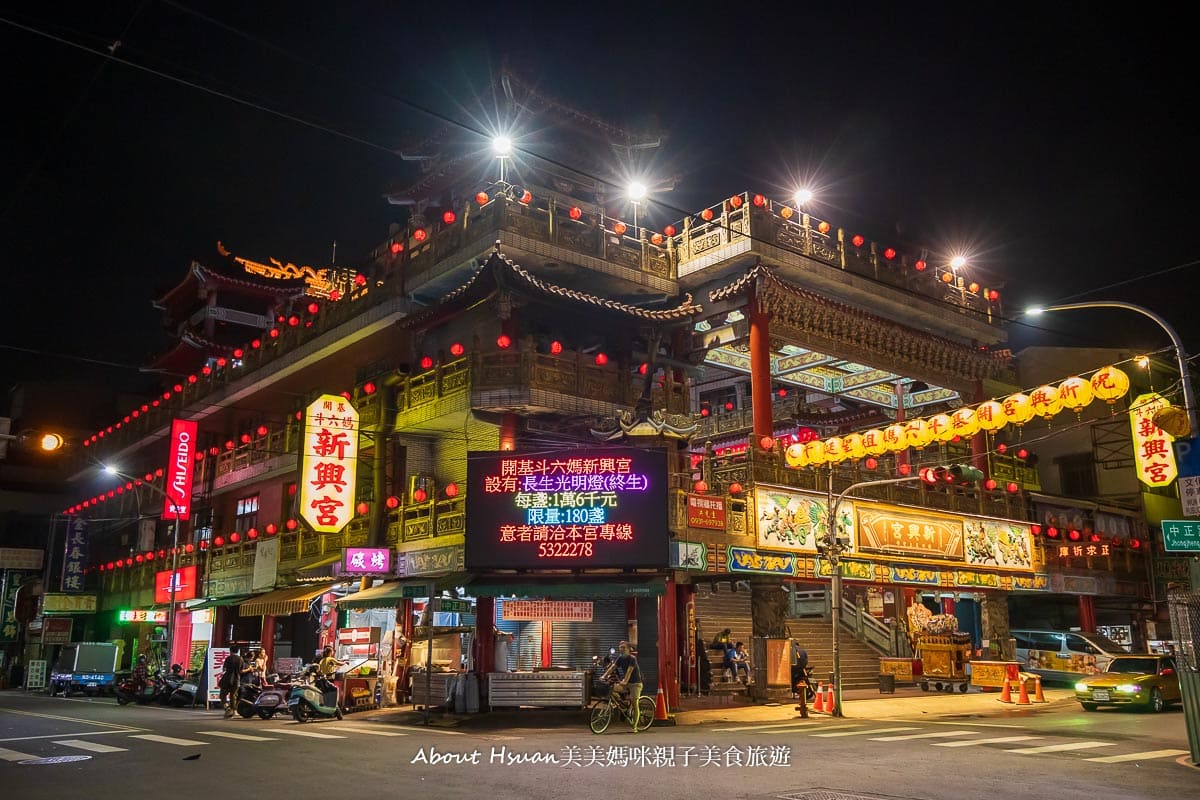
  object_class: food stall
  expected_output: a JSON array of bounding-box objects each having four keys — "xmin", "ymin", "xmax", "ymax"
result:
[
  {"xmin": 907, "ymin": 603, "xmax": 971, "ymax": 693},
  {"xmin": 408, "ymin": 624, "xmax": 473, "ymax": 709},
  {"xmin": 333, "ymin": 626, "xmax": 379, "ymax": 713}
]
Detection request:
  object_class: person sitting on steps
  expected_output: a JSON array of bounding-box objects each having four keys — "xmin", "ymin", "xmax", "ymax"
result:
[{"xmin": 728, "ymin": 641, "xmax": 751, "ymax": 684}]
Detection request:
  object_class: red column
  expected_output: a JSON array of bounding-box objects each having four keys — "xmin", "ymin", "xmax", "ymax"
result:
[
  {"xmin": 894, "ymin": 382, "xmax": 909, "ymax": 470},
  {"xmin": 261, "ymin": 614, "xmax": 276, "ymax": 668},
  {"xmin": 747, "ymin": 283, "xmax": 773, "ymax": 444},
  {"xmin": 1078, "ymin": 596, "xmax": 1097, "ymax": 633},
  {"xmin": 658, "ymin": 577, "xmax": 679, "ymax": 708},
  {"xmin": 679, "ymin": 583, "xmax": 697, "ymax": 693},
  {"xmin": 541, "ymin": 621, "xmax": 553, "ymax": 668},
  {"xmin": 171, "ymin": 608, "xmax": 191, "ymax": 669},
  {"xmin": 476, "ymin": 596, "xmax": 495, "ymax": 677}
]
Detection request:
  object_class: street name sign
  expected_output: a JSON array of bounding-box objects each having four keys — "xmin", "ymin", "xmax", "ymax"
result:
[{"xmin": 1162, "ymin": 520, "xmax": 1200, "ymax": 552}]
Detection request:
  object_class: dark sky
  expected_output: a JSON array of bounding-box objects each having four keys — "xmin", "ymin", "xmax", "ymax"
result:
[{"xmin": 2, "ymin": 3, "xmax": 1198, "ymax": 394}]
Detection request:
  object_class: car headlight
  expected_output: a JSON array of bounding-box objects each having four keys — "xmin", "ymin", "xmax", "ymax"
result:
[
  {"xmin": 1075, "ymin": 682, "xmax": 1090, "ymax": 692},
  {"xmin": 1116, "ymin": 683, "xmax": 1141, "ymax": 694}
]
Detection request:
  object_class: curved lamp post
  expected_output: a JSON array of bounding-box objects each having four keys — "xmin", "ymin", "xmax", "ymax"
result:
[{"xmin": 1026, "ymin": 301, "xmax": 1196, "ymax": 437}]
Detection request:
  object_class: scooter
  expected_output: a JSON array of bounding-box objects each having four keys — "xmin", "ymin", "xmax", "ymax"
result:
[
  {"xmin": 234, "ymin": 676, "xmax": 265, "ymax": 719},
  {"xmin": 167, "ymin": 665, "xmax": 199, "ymax": 708},
  {"xmin": 253, "ymin": 671, "xmax": 298, "ymax": 720},
  {"xmin": 287, "ymin": 665, "xmax": 343, "ymax": 722},
  {"xmin": 115, "ymin": 676, "xmax": 158, "ymax": 706}
]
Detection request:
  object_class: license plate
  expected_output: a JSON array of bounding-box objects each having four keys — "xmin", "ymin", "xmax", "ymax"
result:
[
  {"xmin": 1093, "ymin": 690, "xmax": 1110, "ymax": 701},
  {"xmin": 86, "ymin": 682, "xmax": 97, "ymax": 688}
]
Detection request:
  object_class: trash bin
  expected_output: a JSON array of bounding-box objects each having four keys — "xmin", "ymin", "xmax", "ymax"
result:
[{"xmin": 878, "ymin": 673, "xmax": 895, "ymax": 694}]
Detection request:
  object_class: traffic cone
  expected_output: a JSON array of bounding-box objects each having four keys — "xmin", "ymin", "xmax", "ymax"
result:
[
  {"xmin": 998, "ymin": 678, "xmax": 1012, "ymax": 704},
  {"xmin": 1016, "ymin": 677, "xmax": 1031, "ymax": 705},
  {"xmin": 825, "ymin": 683, "xmax": 835, "ymax": 712},
  {"xmin": 653, "ymin": 687, "xmax": 669, "ymax": 721},
  {"xmin": 1034, "ymin": 676, "xmax": 1046, "ymax": 703},
  {"xmin": 812, "ymin": 683, "xmax": 825, "ymax": 712}
]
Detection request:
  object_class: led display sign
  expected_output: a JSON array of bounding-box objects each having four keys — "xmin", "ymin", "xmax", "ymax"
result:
[
  {"xmin": 466, "ymin": 448, "xmax": 668, "ymax": 569},
  {"xmin": 154, "ymin": 565, "xmax": 198, "ymax": 604},
  {"xmin": 119, "ymin": 609, "xmax": 168, "ymax": 624}
]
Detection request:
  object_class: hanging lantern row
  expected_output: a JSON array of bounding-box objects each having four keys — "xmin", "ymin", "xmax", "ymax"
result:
[{"xmin": 780, "ymin": 365, "xmax": 1131, "ymax": 471}]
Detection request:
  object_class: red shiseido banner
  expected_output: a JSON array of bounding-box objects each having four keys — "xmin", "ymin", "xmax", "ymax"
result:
[{"xmin": 162, "ymin": 418, "xmax": 197, "ymax": 520}]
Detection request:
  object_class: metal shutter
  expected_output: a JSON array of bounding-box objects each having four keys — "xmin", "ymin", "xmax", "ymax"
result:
[
  {"xmin": 494, "ymin": 598, "xmax": 542, "ymax": 670},
  {"xmin": 549, "ymin": 599, "xmax": 626, "ymax": 669}
]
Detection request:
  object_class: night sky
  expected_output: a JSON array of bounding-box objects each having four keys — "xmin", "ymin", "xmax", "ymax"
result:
[{"xmin": 3, "ymin": 3, "xmax": 1198, "ymax": 393}]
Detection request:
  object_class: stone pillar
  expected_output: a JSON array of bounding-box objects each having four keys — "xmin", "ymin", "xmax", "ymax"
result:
[
  {"xmin": 747, "ymin": 283, "xmax": 773, "ymax": 445},
  {"xmin": 979, "ymin": 594, "xmax": 1013, "ymax": 660}
]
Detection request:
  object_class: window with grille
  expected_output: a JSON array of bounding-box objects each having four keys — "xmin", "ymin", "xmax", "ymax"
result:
[
  {"xmin": 1057, "ymin": 453, "xmax": 1097, "ymax": 497},
  {"xmin": 235, "ymin": 493, "xmax": 260, "ymax": 533}
]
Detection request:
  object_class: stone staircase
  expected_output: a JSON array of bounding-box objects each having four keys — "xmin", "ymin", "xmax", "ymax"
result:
[
  {"xmin": 787, "ymin": 617, "xmax": 887, "ymax": 691},
  {"xmin": 692, "ymin": 583, "xmax": 754, "ymax": 697}
]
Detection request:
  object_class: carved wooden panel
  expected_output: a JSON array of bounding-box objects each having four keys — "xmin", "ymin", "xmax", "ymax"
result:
[
  {"xmin": 508, "ymin": 213, "xmax": 549, "ymax": 241},
  {"xmin": 404, "ymin": 517, "xmax": 432, "ymax": 541},
  {"xmin": 441, "ymin": 367, "xmax": 470, "ymax": 395},
  {"xmin": 608, "ymin": 244, "xmax": 642, "ymax": 271},
  {"xmin": 435, "ymin": 512, "xmax": 465, "ymax": 537},
  {"xmin": 531, "ymin": 363, "xmax": 578, "ymax": 394},
  {"xmin": 558, "ymin": 227, "xmax": 600, "ymax": 255}
]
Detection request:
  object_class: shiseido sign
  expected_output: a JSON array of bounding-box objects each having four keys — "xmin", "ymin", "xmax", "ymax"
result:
[{"xmin": 163, "ymin": 419, "xmax": 198, "ymax": 520}]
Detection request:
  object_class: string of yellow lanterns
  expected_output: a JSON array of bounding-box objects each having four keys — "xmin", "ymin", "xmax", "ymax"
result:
[{"xmin": 784, "ymin": 364, "xmax": 1131, "ymax": 469}]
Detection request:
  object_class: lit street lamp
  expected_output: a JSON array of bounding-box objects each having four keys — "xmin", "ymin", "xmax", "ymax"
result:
[
  {"xmin": 1025, "ymin": 301, "xmax": 1197, "ymax": 437},
  {"xmin": 628, "ymin": 181, "xmax": 648, "ymax": 230},
  {"xmin": 492, "ymin": 135, "xmax": 513, "ymax": 184}
]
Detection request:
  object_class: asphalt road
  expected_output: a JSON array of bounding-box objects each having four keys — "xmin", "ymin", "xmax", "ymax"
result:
[{"xmin": 2, "ymin": 691, "xmax": 1197, "ymax": 800}]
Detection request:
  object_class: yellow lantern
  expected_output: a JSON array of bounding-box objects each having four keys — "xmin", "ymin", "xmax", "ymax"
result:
[
  {"xmin": 824, "ymin": 436, "xmax": 847, "ymax": 463},
  {"xmin": 904, "ymin": 418, "xmax": 933, "ymax": 449},
  {"xmin": 928, "ymin": 413, "xmax": 955, "ymax": 442},
  {"xmin": 804, "ymin": 439, "xmax": 827, "ymax": 466},
  {"xmin": 861, "ymin": 429, "xmax": 886, "ymax": 456},
  {"xmin": 1091, "ymin": 365, "xmax": 1130, "ymax": 404},
  {"xmin": 1057, "ymin": 376, "xmax": 1094, "ymax": 412},
  {"xmin": 842, "ymin": 432, "xmax": 866, "ymax": 459},
  {"xmin": 1002, "ymin": 392, "xmax": 1034, "ymax": 426},
  {"xmin": 950, "ymin": 407, "xmax": 979, "ymax": 438},
  {"xmin": 883, "ymin": 423, "xmax": 908, "ymax": 452},
  {"xmin": 1029, "ymin": 384, "xmax": 1062, "ymax": 419},
  {"xmin": 975, "ymin": 400, "xmax": 1007, "ymax": 432},
  {"xmin": 785, "ymin": 442, "xmax": 807, "ymax": 468}
]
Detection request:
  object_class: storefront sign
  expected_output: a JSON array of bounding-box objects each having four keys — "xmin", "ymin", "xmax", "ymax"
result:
[
  {"xmin": 0, "ymin": 572, "xmax": 27, "ymax": 641},
  {"xmin": 1013, "ymin": 574, "xmax": 1051, "ymax": 592},
  {"xmin": 815, "ymin": 558, "xmax": 875, "ymax": 581},
  {"xmin": 60, "ymin": 517, "xmax": 89, "ymax": 593},
  {"xmin": 686, "ymin": 494, "xmax": 726, "ymax": 530},
  {"xmin": 857, "ymin": 507, "xmax": 964, "ymax": 561},
  {"xmin": 299, "ymin": 394, "xmax": 360, "ymax": 533},
  {"xmin": 25, "ymin": 659, "xmax": 47, "ymax": 690},
  {"xmin": 754, "ymin": 486, "xmax": 854, "ymax": 554},
  {"xmin": 888, "ymin": 564, "xmax": 941, "ymax": 585},
  {"xmin": 670, "ymin": 541, "xmax": 707, "ymax": 570},
  {"xmin": 155, "ymin": 566, "xmax": 198, "ymax": 604},
  {"xmin": 466, "ymin": 447, "xmax": 668, "ymax": 569},
  {"xmin": 500, "ymin": 600, "xmax": 593, "ymax": 622},
  {"xmin": 954, "ymin": 570, "xmax": 1000, "ymax": 589},
  {"xmin": 118, "ymin": 609, "xmax": 169, "ymax": 624},
  {"xmin": 343, "ymin": 547, "xmax": 391, "ymax": 575},
  {"xmin": 727, "ymin": 546, "xmax": 796, "ymax": 575},
  {"xmin": 337, "ymin": 627, "xmax": 380, "ymax": 645},
  {"xmin": 42, "ymin": 593, "xmax": 96, "ymax": 614},
  {"xmin": 41, "ymin": 616, "xmax": 72, "ymax": 644},
  {"xmin": 1162, "ymin": 520, "xmax": 1200, "ymax": 553},
  {"xmin": 162, "ymin": 418, "xmax": 198, "ymax": 519},
  {"xmin": 207, "ymin": 647, "xmax": 231, "ymax": 704},
  {"xmin": 190, "ymin": 608, "xmax": 213, "ymax": 625},
  {"xmin": 1051, "ymin": 542, "xmax": 1112, "ymax": 561},
  {"xmin": 1130, "ymin": 393, "xmax": 1178, "ymax": 487},
  {"xmin": 252, "ymin": 538, "xmax": 279, "ymax": 592},
  {"xmin": 397, "ymin": 545, "xmax": 464, "ymax": 576},
  {"xmin": 963, "ymin": 519, "xmax": 1034, "ymax": 570},
  {"xmin": 0, "ymin": 548, "xmax": 43, "ymax": 570}
]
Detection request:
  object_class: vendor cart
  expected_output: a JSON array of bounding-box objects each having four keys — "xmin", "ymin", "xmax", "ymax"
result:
[{"xmin": 915, "ymin": 632, "xmax": 972, "ymax": 693}]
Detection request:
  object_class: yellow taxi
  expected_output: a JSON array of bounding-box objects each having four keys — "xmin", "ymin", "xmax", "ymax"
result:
[{"xmin": 1074, "ymin": 654, "xmax": 1180, "ymax": 712}]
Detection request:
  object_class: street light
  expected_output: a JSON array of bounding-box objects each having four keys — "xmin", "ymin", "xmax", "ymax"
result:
[
  {"xmin": 492, "ymin": 135, "xmax": 513, "ymax": 184},
  {"xmin": 628, "ymin": 181, "xmax": 648, "ymax": 230},
  {"xmin": 1025, "ymin": 301, "xmax": 1197, "ymax": 437},
  {"xmin": 821, "ymin": 469, "xmax": 922, "ymax": 717}
]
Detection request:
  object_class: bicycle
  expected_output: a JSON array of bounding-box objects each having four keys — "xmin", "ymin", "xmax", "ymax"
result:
[{"xmin": 589, "ymin": 677, "xmax": 655, "ymax": 734}]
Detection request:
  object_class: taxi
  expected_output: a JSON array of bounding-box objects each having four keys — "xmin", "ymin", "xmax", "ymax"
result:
[{"xmin": 1074, "ymin": 654, "xmax": 1180, "ymax": 712}]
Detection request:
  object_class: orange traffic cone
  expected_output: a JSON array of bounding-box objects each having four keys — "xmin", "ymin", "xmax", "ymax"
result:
[
  {"xmin": 825, "ymin": 683, "xmax": 835, "ymax": 712},
  {"xmin": 653, "ymin": 687, "xmax": 669, "ymax": 721},
  {"xmin": 1034, "ymin": 676, "xmax": 1046, "ymax": 703},
  {"xmin": 812, "ymin": 683, "xmax": 825, "ymax": 712},
  {"xmin": 998, "ymin": 678, "xmax": 1012, "ymax": 703},
  {"xmin": 1016, "ymin": 677, "xmax": 1031, "ymax": 705}
]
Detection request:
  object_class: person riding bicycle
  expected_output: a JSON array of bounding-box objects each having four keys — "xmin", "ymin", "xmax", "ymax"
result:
[{"xmin": 601, "ymin": 641, "xmax": 643, "ymax": 722}]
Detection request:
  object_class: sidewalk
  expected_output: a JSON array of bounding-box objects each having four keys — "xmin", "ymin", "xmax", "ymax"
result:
[{"xmin": 362, "ymin": 684, "xmax": 1077, "ymax": 731}]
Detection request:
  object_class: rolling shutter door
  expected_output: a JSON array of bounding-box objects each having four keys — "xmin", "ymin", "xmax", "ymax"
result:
[
  {"xmin": 549, "ymin": 599, "xmax": 626, "ymax": 669},
  {"xmin": 494, "ymin": 598, "xmax": 542, "ymax": 670}
]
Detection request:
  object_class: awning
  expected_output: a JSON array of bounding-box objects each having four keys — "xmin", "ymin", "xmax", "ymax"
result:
[
  {"xmin": 469, "ymin": 579, "xmax": 664, "ymax": 598},
  {"xmin": 335, "ymin": 581, "xmax": 407, "ymax": 610},
  {"xmin": 185, "ymin": 596, "xmax": 250, "ymax": 611},
  {"xmin": 294, "ymin": 554, "xmax": 342, "ymax": 578},
  {"xmin": 239, "ymin": 583, "xmax": 334, "ymax": 616}
]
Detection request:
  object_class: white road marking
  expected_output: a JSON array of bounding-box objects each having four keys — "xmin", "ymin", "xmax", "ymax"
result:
[
  {"xmin": 812, "ymin": 726, "xmax": 917, "ymax": 738},
  {"xmin": 55, "ymin": 739, "xmax": 128, "ymax": 753},
  {"xmin": 713, "ymin": 721, "xmax": 827, "ymax": 732},
  {"xmin": 318, "ymin": 726, "xmax": 407, "ymax": 736},
  {"xmin": 1085, "ymin": 749, "xmax": 1189, "ymax": 763},
  {"xmin": 383, "ymin": 725, "xmax": 464, "ymax": 736},
  {"xmin": 266, "ymin": 728, "xmax": 346, "ymax": 739},
  {"xmin": 0, "ymin": 707, "xmax": 145, "ymax": 731},
  {"xmin": 195, "ymin": 731, "xmax": 279, "ymax": 742},
  {"xmin": 870, "ymin": 730, "xmax": 978, "ymax": 741},
  {"xmin": 129, "ymin": 734, "xmax": 209, "ymax": 747},
  {"xmin": 1005, "ymin": 741, "xmax": 1115, "ymax": 754},
  {"xmin": 0, "ymin": 730, "xmax": 136, "ymax": 742},
  {"xmin": 934, "ymin": 735, "xmax": 1043, "ymax": 748},
  {"xmin": 0, "ymin": 747, "xmax": 38, "ymax": 762}
]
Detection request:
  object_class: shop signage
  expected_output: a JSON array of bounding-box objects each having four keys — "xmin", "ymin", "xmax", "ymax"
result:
[
  {"xmin": 727, "ymin": 546, "xmax": 796, "ymax": 576},
  {"xmin": 42, "ymin": 593, "xmax": 96, "ymax": 614},
  {"xmin": 670, "ymin": 541, "xmax": 707, "ymax": 570},
  {"xmin": 888, "ymin": 565, "xmax": 941, "ymax": 585},
  {"xmin": 118, "ymin": 609, "xmax": 168, "ymax": 624},
  {"xmin": 1130, "ymin": 393, "xmax": 1178, "ymax": 487},
  {"xmin": 299, "ymin": 393, "xmax": 360, "ymax": 533},
  {"xmin": 401, "ymin": 583, "xmax": 432, "ymax": 598},
  {"xmin": 1013, "ymin": 574, "xmax": 1051, "ymax": 592},
  {"xmin": 754, "ymin": 486, "xmax": 854, "ymax": 554},
  {"xmin": 154, "ymin": 566, "xmax": 198, "ymax": 604},
  {"xmin": 189, "ymin": 642, "xmax": 208, "ymax": 673},
  {"xmin": 500, "ymin": 600, "xmax": 593, "ymax": 621},
  {"xmin": 252, "ymin": 538, "xmax": 279, "ymax": 592},
  {"xmin": 397, "ymin": 545, "xmax": 463, "ymax": 576},
  {"xmin": 815, "ymin": 558, "xmax": 875, "ymax": 581},
  {"xmin": 686, "ymin": 493, "xmax": 726, "ymax": 530},
  {"xmin": 337, "ymin": 627, "xmax": 380, "ymax": 645},
  {"xmin": 0, "ymin": 572, "xmax": 27, "ymax": 641},
  {"xmin": 25, "ymin": 659, "xmax": 47, "ymax": 690},
  {"xmin": 342, "ymin": 547, "xmax": 391, "ymax": 575},
  {"xmin": 857, "ymin": 507, "xmax": 964, "ymax": 561},
  {"xmin": 954, "ymin": 570, "xmax": 1000, "ymax": 589},
  {"xmin": 207, "ymin": 648, "xmax": 231, "ymax": 704},
  {"xmin": 1175, "ymin": 439, "xmax": 1200, "ymax": 516},
  {"xmin": 1163, "ymin": 520, "xmax": 1200, "ymax": 552},
  {"xmin": 465, "ymin": 447, "xmax": 668, "ymax": 569},
  {"xmin": 61, "ymin": 517, "xmax": 88, "ymax": 593},
  {"xmin": 190, "ymin": 608, "xmax": 213, "ymax": 625},
  {"xmin": 0, "ymin": 548, "xmax": 42, "ymax": 570},
  {"xmin": 432, "ymin": 598, "xmax": 471, "ymax": 614},
  {"xmin": 1051, "ymin": 543, "xmax": 1112, "ymax": 560},
  {"xmin": 162, "ymin": 418, "xmax": 198, "ymax": 519},
  {"xmin": 41, "ymin": 616, "xmax": 72, "ymax": 644}
]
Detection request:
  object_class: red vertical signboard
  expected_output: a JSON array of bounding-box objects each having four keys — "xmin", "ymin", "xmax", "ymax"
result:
[{"xmin": 163, "ymin": 418, "xmax": 197, "ymax": 519}]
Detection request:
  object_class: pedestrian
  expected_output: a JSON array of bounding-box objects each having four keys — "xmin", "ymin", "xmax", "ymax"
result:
[
  {"xmin": 219, "ymin": 647, "xmax": 246, "ymax": 718},
  {"xmin": 792, "ymin": 640, "xmax": 811, "ymax": 714}
]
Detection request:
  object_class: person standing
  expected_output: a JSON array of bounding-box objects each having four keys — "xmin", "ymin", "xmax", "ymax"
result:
[
  {"xmin": 792, "ymin": 640, "xmax": 811, "ymax": 714},
  {"xmin": 219, "ymin": 648, "xmax": 245, "ymax": 718}
]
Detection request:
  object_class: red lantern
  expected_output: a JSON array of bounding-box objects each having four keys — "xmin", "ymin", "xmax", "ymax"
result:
[
  {"xmin": 255, "ymin": 425, "xmax": 268, "ymax": 437},
  {"xmin": 496, "ymin": 334, "xmax": 512, "ymax": 349},
  {"xmin": 724, "ymin": 401, "xmax": 734, "ymax": 412},
  {"xmin": 229, "ymin": 532, "xmax": 240, "ymax": 544},
  {"xmin": 386, "ymin": 496, "xmax": 400, "ymax": 509},
  {"xmin": 268, "ymin": 328, "xmax": 280, "ymax": 339},
  {"xmin": 287, "ymin": 315, "xmax": 300, "ymax": 327},
  {"xmin": 777, "ymin": 388, "xmax": 787, "ymax": 397},
  {"xmin": 699, "ymin": 405, "xmax": 710, "ymax": 418},
  {"xmin": 914, "ymin": 259, "xmax": 927, "ymax": 272},
  {"xmin": 1030, "ymin": 524, "xmax": 1042, "ymax": 536},
  {"xmin": 362, "ymin": 382, "xmax": 376, "ymax": 395},
  {"xmin": 613, "ymin": 222, "xmax": 627, "ymax": 236},
  {"xmin": 251, "ymin": 339, "xmax": 261, "ymax": 349},
  {"xmin": 1089, "ymin": 532, "xmax": 1102, "ymax": 543},
  {"xmin": 233, "ymin": 348, "xmax": 244, "ymax": 358},
  {"xmin": 413, "ymin": 228, "xmax": 427, "ymax": 242},
  {"xmin": 663, "ymin": 225, "xmax": 676, "ymax": 237},
  {"xmin": 1006, "ymin": 482, "xmax": 1020, "ymax": 494},
  {"xmin": 442, "ymin": 210, "xmax": 456, "ymax": 225},
  {"xmin": 1067, "ymin": 529, "xmax": 1081, "ymax": 542},
  {"xmin": 155, "ymin": 468, "xmax": 163, "ymax": 478},
  {"xmin": 700, "ymin": 208, "xmax": 714, "ymax": 221},
  {"xmin": 475, "ymin": 191, "xmax": 489, "ymax": 206},
  {"xmin": 729, "ymin": 482, "xmax": 744, "ymax": 496},
  {"xmin": 883, "ymin": 247, "xmax": 897, "ymax": 260},
  {"xmin": 817, "ymin": 221, "xmax": 831, "ymax": 234},
  {"xmin": 420, "ymin": 355, "xmax": 434, "ymax": 369},
  {"xmin": 996, "ymin": 443, "xmax": 1007, "ymax": 454},
  {"xmin": 568, "ymin": 206, "xmax": 582, "ymax": 220},
  {"xmin": 247, "ymin": 528, "xmax": 258, "ymax": 540},
  {"xmin": 968, "ymin": 282, "xmax": 980, "ymax": 294},
  {"xmin": 729, "ymin": 195, "xmax": 744, "ymax": 208},
  {"xmin": 851, "ymin": 234, "xmax": 865, "ymax": 248},
  {"xmin": 445, "ymin": 483, "xmax": 459, "ymax": 498},
  {"xmin": 520, "ymin": 190, "xmax": 532, "ymax": 204},
  {"xmin": 650, "ymin": 233, "xmax": 664, "ymax": 246},
  {"xmin": 897, "ymin": 463, "xmax": 912, "ymax": 476},
  {"xmin": 1130, "ymin": 538, "xmax": 1143, "ymax": 550},
  {"xmin": 240, "ymin": 433, "xmax": 252, "ymax": 444},
  {"xmin": 594, "ymin": 353, "xmax": 608, "ymax": 366},
  {"xmin": 449, "ymin": 342, "xmax": 464, "ymax": 357},
  {"xmin": 330, "ymin": 290, "xmax": 341, "ymax": 301},
  {"xmin": 638, "ymin": 363, "xmax": 648, "ymax": 375},
  {"xmin": 983, "ymin": 478, "xmax": 997, "ymax": 491},
  {"xmin": 225, "ymin": 440, "xmax": 235, "ymax": 451},
  {"xmin": 145, "ymin": 551, "xmax": 154, "ymax": 561},
  {"xmin": 693, "ymin": 480, "xmax": 709, "ymax": 494},
  {"xmin": 356, "ymin": 502, "xmax": 370, "ymax": 516},
  {"xmin": 262, "ymin": 523, "xmax": 276, "ymax": 536},
  {"xmin": 216, "ymin": 535, "xmax": 227, "ymax": 547},
  {"xmin": 759, "ymin": 436, "xmax": 775, "ymax": 451},
  {"xmin": 390, "ymin": 241, "xmax": 404, "ymax": 255},
  {"xmin": 1017, "ymin": 448, "xmax": 1029, "ymax": 460},
  {"xmin": 988, "ymin": 290, "xmax": 1000, "ymax": 302},
  {"xmin": 413, "ymin": 488, "xmax": 428, "ymax": 503},
  {"xmin": 751, "ymin": 194, "xmax": 766, "ymax": 207},
  {"xmin": 549, "ymin": 340, "xmax": 563, "ymax": 355},
  {"xmin": 135, "ymin": 554, "xmax": 144, "ymax": 564},
  {"xmin": 286, "ymin": 519, "xmax": 298, "ymax": 531}
]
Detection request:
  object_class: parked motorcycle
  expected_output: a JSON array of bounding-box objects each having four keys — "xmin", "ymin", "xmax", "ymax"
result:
[
  {"xmin": 287, "ymin": 665, "xmax": 343, "ymax": 722},
  {"xmin": 114, "ymin": 675, "xmax": 158, "ymax": 706},
  {"xmin": 253, "ymin": 671, "xmax": 299, "ymax": 720},
  {"xmin": 234, "ymin": 676, "xmax": 265, "ymax": 719},
  {"xmin": 166, "ymin": 665, "xmax": 199, "ymax": 708}
]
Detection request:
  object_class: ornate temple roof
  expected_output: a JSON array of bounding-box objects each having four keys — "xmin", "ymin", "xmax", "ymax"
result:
[{"xmin": 152, "ymin": 255, "xmax": 309, "ymax": 319}]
